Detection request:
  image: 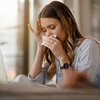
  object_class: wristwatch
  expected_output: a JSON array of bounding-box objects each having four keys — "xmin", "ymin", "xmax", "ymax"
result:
[{"xmin": 60, "ymin": 63, "xmax": 71, "ymax": 70}]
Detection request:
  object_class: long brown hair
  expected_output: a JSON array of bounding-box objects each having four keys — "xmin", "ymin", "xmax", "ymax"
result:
[{"xmin": 38, "ymin": 1, "xmax": 84, "ymax": 79}]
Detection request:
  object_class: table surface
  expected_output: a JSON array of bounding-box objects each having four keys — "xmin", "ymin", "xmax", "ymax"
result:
[{"xmin": 0, "ymin": 82, "xmax": 100, "ymax": 100}]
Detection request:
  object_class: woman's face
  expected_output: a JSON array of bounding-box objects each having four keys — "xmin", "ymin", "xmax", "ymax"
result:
[{"xmin": 40, "ymin": 18, "xmax": 66, "ymax": 42}]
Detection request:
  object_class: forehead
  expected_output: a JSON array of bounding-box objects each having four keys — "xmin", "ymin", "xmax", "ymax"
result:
[{"xmin": 40, "ymin": 18, "xmax": 60, "ymax": 27}]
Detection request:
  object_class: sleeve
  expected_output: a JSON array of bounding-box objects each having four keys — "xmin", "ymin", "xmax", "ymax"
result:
[
  {"xmin": 76, "ymin": 38, "xmax": 100, "ymax": 72},
  {"xmin": 28, "ymin": 62, "xmax": 50, "ymax": 84},
  {"xmin": 75, "ymin": 38, "xmax": 100, "ymax": 85}
]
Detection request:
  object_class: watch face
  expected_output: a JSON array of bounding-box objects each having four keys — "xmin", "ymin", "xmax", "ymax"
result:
[
  {"xmin": 60, "ymin": 63, "xmax": 70, "ymax": 70},
  {"xmin": 64, "ymin": 63, "xmax": 70, "ymax": 68}
]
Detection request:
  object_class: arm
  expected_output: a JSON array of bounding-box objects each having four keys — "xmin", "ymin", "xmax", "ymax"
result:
[
  {"xmin": 29, "ymin": 46, "xmax": 44, "ymax": 78},
  {"xmin": 40, "ymin": 35, "xmax": 99, "ymax": 88},
  {"xmin": 59, "ymin": 52, "xmax": 92, "ymax": 89},
  {"xmin": 60, "ymin": 68, "xmax": 92, "ymax": 89},
  {"xmin": 60, "ymin": 38, "xmax": 100, "ymax": 89},
  {"xmin": 28, "ymin": 20, "xmax": 45, "ymax": 79}
]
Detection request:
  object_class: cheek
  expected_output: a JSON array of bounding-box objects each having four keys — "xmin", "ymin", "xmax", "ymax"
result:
[
  {"xmin": 54, "ymin": 27, "xmax": 63, "ymax": 36},
  {"xmin": 62, "ymin": 33, "xmax": 66, "ymax": 42},
  {"xmin": 57, "ymin": 29, "xmax": 66, "ymax": 42}
]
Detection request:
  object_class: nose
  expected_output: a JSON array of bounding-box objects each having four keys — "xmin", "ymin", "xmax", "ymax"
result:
[{"xmin": 46, "ymin": 29, "xmax": 52, "ymax": 36}]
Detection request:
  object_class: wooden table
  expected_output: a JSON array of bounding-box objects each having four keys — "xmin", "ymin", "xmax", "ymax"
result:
[{"xmin": 0, "ymin": 83, "xmax": 100, "ymax": 100}]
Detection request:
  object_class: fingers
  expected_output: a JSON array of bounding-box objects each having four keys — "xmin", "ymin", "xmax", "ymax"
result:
[
  {"xmin": 41, "ymin": 41, "xmax": 52, "ymax": 49},
  {"xmin": 77, "ymin": 72, "xmax": 88, "ymax": 82},
  {"xmin": 35, "ymin": 19, "xmax": 42, "ymax": 34},
  {"xmin": 41, "ymin": 35, "xmax": 60, "ymax": 51},
  {"xmin": 36, "ymin": 19, "xmax": 41, "ymax": 30},
  {"xmin": 28, "ymin": 19, "xmax": 42, "ymax": 34},
  {"xmin": 41, "ymin": 36, "xmax": 52, "ymax": 49},
  {"xmin": 78, "ymin": 72, "xmax": 87, "ymax": 78},
  {"xmin": 41, "ymin": 35, "xmax": 57, "ymax": 45},
  {"xmin": 28, "ymin": 24, "xmax": 34, "ymax": 33}
]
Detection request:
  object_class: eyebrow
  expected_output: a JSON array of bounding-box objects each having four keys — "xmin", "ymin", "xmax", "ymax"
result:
[{"xmin": 42, "ymin": 24, "xmax": 55, "ymax": 29}]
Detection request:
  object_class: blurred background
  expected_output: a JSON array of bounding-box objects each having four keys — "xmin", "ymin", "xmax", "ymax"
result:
[{"xmin": 0, "ymin": 0, "xmax": 100, "ymax": 81}]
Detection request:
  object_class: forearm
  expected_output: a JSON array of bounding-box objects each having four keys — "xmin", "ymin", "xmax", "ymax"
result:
[
  {"xmin": 60, "ymin": 56, "xmax": 70, "ymax": 66},
  {"xmin": 29, "ymin": 46, "xmax": 44, "ymax": 78},
  {"xmin": 59, "ymin": 54, "xmax": 79, "ymax": 89},
  {"xmin": 59, "ymin": 52, "xmax": 75, "ymax": 88}
]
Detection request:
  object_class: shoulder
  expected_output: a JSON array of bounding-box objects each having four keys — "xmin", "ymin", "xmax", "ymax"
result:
[
  {"xmin": 78, "ymin": 37, "xmax": 99, "ymax": 51},
  {"xmin": 73, "ymin": 37, "xmax": 100, "ymax": 72},
  {"xmin": 81, "ymin": 38, "xmax": 97, "ymax": 46}
]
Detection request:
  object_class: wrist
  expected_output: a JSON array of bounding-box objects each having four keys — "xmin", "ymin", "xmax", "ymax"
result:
[
  {"xmin": 60, "ymin": 63, "xmax": 71, "ymax": 70},
  {"xmin": 37, "ymin": 46, "xmax": 45, "ymax": 57},
  {"xmin": 59, "ymin": 56, "xmax": 70, "ymax": 66}
]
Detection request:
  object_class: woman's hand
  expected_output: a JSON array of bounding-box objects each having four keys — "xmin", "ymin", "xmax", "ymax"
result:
[
  {"xmin": 60, "ymin": 68, "xmax": 91, "ymax": 89},
  {"xmin": 41, "ymin": 35, "xmax": 66, "ymax": 60},
  {"xmin": 28, "ymin": 19, "xmax": 43, "ymax": 47}
]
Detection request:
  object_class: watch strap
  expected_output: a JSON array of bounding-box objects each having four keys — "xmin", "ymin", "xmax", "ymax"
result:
[{"xmin": 60, "ymin": 63, "xmax": 71, "ymax": 70}]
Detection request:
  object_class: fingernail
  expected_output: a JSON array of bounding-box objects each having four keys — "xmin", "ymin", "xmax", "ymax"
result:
[
  {"xmin": 41, "ymin": 43, "xmax": 44, "ymax": 46},
  {"xmin": 53, "ymin": 34, "xmax": 57, "ymax": 38}
]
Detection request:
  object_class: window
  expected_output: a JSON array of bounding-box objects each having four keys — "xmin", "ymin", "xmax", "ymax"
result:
[{"xmin": 0, "ymin": 0, "xmax": 25, "ymax": 80}]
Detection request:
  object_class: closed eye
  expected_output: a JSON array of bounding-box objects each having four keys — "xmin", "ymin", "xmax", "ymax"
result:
[
  {"xmin": 42, "ymin": 25, "xmax": 55, "ymax": 32},
  {"xmin": 42, "ymin": 28, "xmax": 47, "ymax": 32},
  {"xmin": 50, "ymin": 25, "xmax": 55, "ymax": 30}
]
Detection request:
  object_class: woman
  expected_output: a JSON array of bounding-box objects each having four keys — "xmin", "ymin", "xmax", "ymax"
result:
[{"xmin": 16, "ymin": 1, "xmax": 100, "ymax": 88}]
